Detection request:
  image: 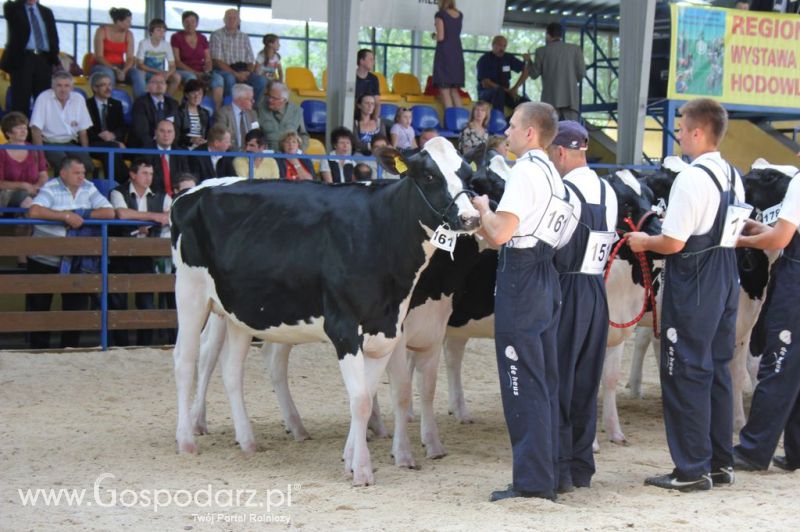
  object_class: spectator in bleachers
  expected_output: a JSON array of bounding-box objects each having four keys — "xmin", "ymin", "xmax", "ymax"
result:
[
  {"xmin": 129, "ymin": 72, "xmax": 179, "ymax": 149},
  {"xmin": 0, "ymin": 111, "xmax": 47, "ymax": 207},
  {"xmin": 108, "ymin": 158, "xmax": 171, "ymax": 346},
  {"xmin": 29, "ymin": 71, "xmax": 94, "ymax": 175},
  {"xmin": 234, "ymin": 129, "xmax": 279, "ymax": 180},
  {"xmin": 171, "ymin": 10, "xmax": 224, "ymax": 111},
  {"xmin": 458, "ymin": 100, "xmax": 490, "ymax": 155},
  {"xmin": 91, "ymin": 8, "xmax": 145, "ymax": 98},
  {"xmin": 353, "ymin": 163, "xmax": 373, "ymax": 181},
  {"xmin": 365, "ymin": 133, "xmax": 397, "ymax": 180},
  {"xmin": 149, "ymin": 119, "xmax": 189, "ymax": 197},
  {"xmin": 390, "ymin": 107, "xmax": 417, "ymax": 151},
  {"xmin": 477, "ymin": 35, "xmax": 531, "ymax": 114},
  {"xmin": 355, "ymin": 49, "xmax": 381, "ymax": 120},
  {"xmin": 210, "ymin": 9, "xmax": 267, "ymax": 102},
  {"xmin": 418, "ymin": 128, "xmax": 439, "ymax": 149},
  {"xmin": 432, "ymin": 0, "xmax": 465, "ymax": 109},
  {"xmin": 353, "ymin": 94, "xmax": 388, "ymax": 154},
  {"xmin": 175, "ymin": 79, "xmax": 210, "ymax": 150},
  {"xmin": 215, "ymin": 84, "xmax": 258, "ymax": 152},
  {"xmin": 257, "ymin": 81, "xmax": 309, "ymax": 152},
  {"xmin": 26, "ymin": 156, "xmax": 115, "ymax": 349},
  {"xmin": 276, "ymin": 131, "xmax": 314, "ymax": 181},
  {"xmin": 176, "ymin": 172, "xmax": 198, "ymax": 193},
  {"xmin": 320, "ymin": 127, "xmax": 357, "ymax": 184},
  {"xmin": 189, "ymin": 123, "xmax": 235, "ymax": 180},
  {"xmin": 86, "ymin": 71, "xmax": 128, "ymax": 182},
  {"xmin": 136, "ymin": 18, "xmax": 181, "ymax": 97},
  {"xmin": 256, "ymin": 34, "xmax": 283, "ymax": 86},
  {"xmin": 486, "ymin": 134, "xmax": 509, "ymax": 160},
  {"xmin": 1, "ymin": 0, "xmax": 60, "ymax": 114}
]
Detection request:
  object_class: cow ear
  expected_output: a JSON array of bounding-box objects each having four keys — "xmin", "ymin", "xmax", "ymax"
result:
[{"xmin": 376, "ymin": 147, "xmax": 409, "ymax": 177}]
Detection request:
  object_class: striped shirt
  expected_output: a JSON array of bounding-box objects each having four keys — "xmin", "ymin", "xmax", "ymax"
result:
[{"xmin": 209, "ymin": 28, "xmax": 254, "ymax": 66}]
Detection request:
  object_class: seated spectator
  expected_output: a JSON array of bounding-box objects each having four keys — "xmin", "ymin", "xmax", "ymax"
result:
[
  {"xmin": 390, "ymin": 107, "xmax": 417, "ymax": 151},
  {"xmin": 86, "ymin": 72, "xmax": 129, "ymax": 182},
  {"xmin": 26, "ymin": 157, "xmax": 115, "ymax": 349},
  {"xmin": 215, "ymin": 84, "xmax": 258, "ymax": 152},
  {"xmin": 175, "ymin": 79, "xmax": 210, "ymax": 150},
  {"xmin": 234, "ymin": 129, "xmax": 279, "ymax": 180},
  {"xmin": 476, "ymin": 35, "xmax": 530, "ymax": 114},
  {"xmin": 418, "ymin": 128, "xmax": 439, "ymax": 149},
  {"xmin": 136, "ymin": 18, "xmax": 181, "ymax": 97},
  {"xmin": 171, "ymin": 10, "xmax": 224, "ymax": 110},
  {"xmin": 176, "ymin": 172, "xmax": 198, "ymax": 193},
  {"xmin": 366, "ymin": 134, "xmax": 398, "ymax": 179},
  {"xmin": 149, "ymin": 119, "xmax": 189, "ymax": 196},
  {"xmin": 486, "ymin": 134, "xmax": 509, "ymax": 160},
  {"xmin": 130, "ymin": 72, "xmax": 179, "ymax": 148},
  {"xmin": 320, "ymin": 127, "xmax": 357, "ymax": 184},
  {"xmin": 189, "ymin": 124, "xmax": 236, "ymax": 180},
  {"xmin": 0, "ymin": 112, "xmax": 47, "ymax": 209},
  {"xmin": 108, "ymin": 158, "xmax": 171, "ymax": 346},
  {"xmin": 91, "ymin": 7, "xmax": 145, "ymax": 98},
  {"xmin": 458, "ymin": 101, "xmax": 490, "ymax": 155},
  {"xmin": 257, "ymin": 82, "xmax": 309, "ymax": 151},
  {"xmin": 353, "ymin": 163, "xmax": 373, "ymax": 181},
  {"xmin": 354, "ymin": 94, "xmax": 388, "ymax": 154},
  {"xmin": 355, "ymin": 49, "xmax": 380, "ymax": 119},
  {"xmin": 29, "ymin": 72, "xmax": 94, "ymax": 175},
  {"xmin": 256, "ymin": 34, "xmax": 283, "ymax": 85},
  {"xmin": 276, "ymin": 131, "xmax": 314, "ymax": 181},
  {"xmin": 210, "ymin": 9, "xmax": 267, "ymax": 101}
]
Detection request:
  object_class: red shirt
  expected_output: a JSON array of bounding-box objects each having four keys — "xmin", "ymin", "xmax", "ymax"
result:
[
  {"xmin": 0, "ymin": 146, "xmax": 47, "ymax": 184},
  {"xmin": 170, "ymin": 31, "xmax": 210, "ymax": 73}
]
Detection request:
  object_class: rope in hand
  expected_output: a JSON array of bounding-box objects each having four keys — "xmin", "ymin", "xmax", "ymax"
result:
[{"xmin": 603, "ymin": 211, "xmax": 660, "ymax": 339}]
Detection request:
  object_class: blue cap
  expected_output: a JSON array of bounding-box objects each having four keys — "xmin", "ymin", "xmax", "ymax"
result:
[{"xmin": 552, "ymin": 120, "xmax": 589, "ymax": 150}]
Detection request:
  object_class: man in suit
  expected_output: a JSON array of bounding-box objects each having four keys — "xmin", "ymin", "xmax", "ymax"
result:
[
  {"xmin": 129, "ymin": 72, "xmax": 178, "ymax": 148},
  {"xmin": 214, "ymin": 83, "xmax": 257, "ymax": 152},
  {"xmin": 189, "ymin": 123, "xmax": 235, "ymax": 181},
  {"xmin": 0, "ymin": 0, "xmax": 60, "ymax": 114},
  {"xmin": 530, "ymin": 23, "xmax": 586, "ymax": 121},
  {"xmin": 86, "ymin": 71, "xmax": 128, "ymax": 182},
  {"xmin": 149, "ymin": 119, "xmax": 189, "ymax": 196}
]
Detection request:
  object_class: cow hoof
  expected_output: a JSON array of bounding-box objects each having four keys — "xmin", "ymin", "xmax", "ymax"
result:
[
  {"xmin": 592, "ymin": 440, "xmax": 600, "ymax": 453},
  {"xmin": 449, "ymin": 409, "xmax": 474, "ymax": 424},
  {"xmin": 239, "ymin": 440, "xmax": 258, "ymax": 455},
  {"xmin": 425, "ymin": 445, "xmax": 447, "ymax": 460},
  {"xmin": 177, "ymin": 440, "xmax": 198, "ymax": 454},
  {"xmin": 609, "ymin": 435, "xmax": 629, "ymax": 446},
  {"xmin": 393, "ymin": 454, "xmax": 419, "ymax": 470},
  {"xmin": 351, "ymin": 467, "xmax": 375, "ymax": 486},
  {"xmin": 192, "ymin": 422, "xmax": 209, "ymax": 436},
  {"xmin": 291, "ymin": 427, "xmax": 311, "ymax": 442}
]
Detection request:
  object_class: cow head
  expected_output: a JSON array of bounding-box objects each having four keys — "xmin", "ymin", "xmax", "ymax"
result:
[
  {"xmin": 377, "ymin": 137, "xmax": 481, "ymax": 232},
  {"xmin": 463, "ymin": 155, "xmax": 508, "ymax": 209},
  {"xmin": 744, "ymin": 159, "xmax": 796, "ymax": 214},
  {"xmin": 640, "ymin": 156, "xmax": 684, "ymax": 212},
  {"xmin": 607, "ymin": 169, "xmax": 662, "ymax": 237}
]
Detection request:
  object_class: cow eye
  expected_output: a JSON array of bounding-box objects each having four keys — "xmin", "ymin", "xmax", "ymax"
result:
[{"xmin": 426, "ymin": 174, "xmax": 434, "ymax": 182}]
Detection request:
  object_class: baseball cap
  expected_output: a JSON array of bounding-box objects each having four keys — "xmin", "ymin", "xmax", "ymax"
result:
[{"xmin": 552, "ymin": 120, "xmax": 589, "ymax": 150}]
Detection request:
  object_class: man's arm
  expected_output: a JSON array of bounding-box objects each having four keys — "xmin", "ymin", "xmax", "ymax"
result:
[
  {"xmin": 28, "ymin": 204, "xmax": 85, "ymax": 229},
  {"xmin": 472, "ymin": 195, "xmax": 519, "ymax": 247},
  {"xmin": 115, "ymin": 207, "xmax": 169, "ymax": 225},
  {"xmin": 626, "ymin": 232, "xmax": 685, "ymax": 255},
  {"xmin": 737, "ymin": 218, "xmax": 797, "ymax": 251},
  {"xmin": 78, "ymin": 129, "xmax": 89, "ymax": 148},
  {"xmin": 30, "ymin": 126, "xmax": 44, "ymax": 146}
]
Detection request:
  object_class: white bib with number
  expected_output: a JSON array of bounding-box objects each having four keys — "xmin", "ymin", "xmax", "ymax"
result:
[
  {"xmin": 532, "ymin": 195, "xmax": 574, "ymax": 248},
  {"xmin": 430, "ymin": 224, "xmax": 457, "ymax": 254},
  {"xmin": 580, "ymin": 230, "xmax": 616, "ymax": 274},
  {"xmin": 757, "ymin": 203, "xmax": 782, "ymax": 226},
  {"xmin": 719, "ymin": 203, "xmax": 753, "ymax": 248}
]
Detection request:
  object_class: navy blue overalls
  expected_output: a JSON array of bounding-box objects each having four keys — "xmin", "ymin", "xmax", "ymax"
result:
[
  {"xmin": 494, "ymin": 159, "xmax": 564, "ymax": 497},
  {"xmin": 553, "ymin": 177, "xmax": 610, "ymax": 488},
  {"xmin": 660, "ymin": 163, "xmax": 739, "ymax": 480},
  {"xmin": 735, "ymin": 224, "xmax": 800, "ymax": 468}
]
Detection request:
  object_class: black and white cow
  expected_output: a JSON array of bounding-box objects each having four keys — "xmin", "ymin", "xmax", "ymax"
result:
[{"xmin": 170, "ymin": 137, "xmax": 480, "ymax": 486}]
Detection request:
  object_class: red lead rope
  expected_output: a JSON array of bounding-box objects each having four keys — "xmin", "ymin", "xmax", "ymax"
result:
[{"xmin": 603, "ymin": 211, "xmax": 660, "ymax": 339}]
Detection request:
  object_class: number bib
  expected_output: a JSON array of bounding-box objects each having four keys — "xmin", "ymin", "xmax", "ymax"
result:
[
  {"xmin": 720, "ymin": 202, "xmax": 753, "ymax": 248},
  {"xmin": 580, "ymin": 230, "xmax": 616, "ymax": 274},
  {"xmin": 430, "ymin": 224, "xmax": 457, "ymax": 253},
  {"xmin": 533, "ymin": 195, "xmax": 574, "ymax": 248},
  {"xmin": 757, "ymin": 203, "xmax": 782, "ymax": 226}
]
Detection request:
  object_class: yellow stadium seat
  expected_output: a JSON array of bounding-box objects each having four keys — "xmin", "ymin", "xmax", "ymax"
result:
[
  {"xmin": 305, "ymin": 137, "xmax": 326, "ymax": 173},
  {"xmin": 392, "ymin": 72, "xmax": 422, "ymax": 96},
  {"xmin": 0, "ymin": 129, "xmax": 7, "ymax": 143},
  {"xmin": 373, "ymin": 71, "xmax": 401, "ymax": 102},
  {"xmin": 322, "ymin": 69, "xmax": 327, "ymax": 90},
  {"xmin": 286, "ymin": 67, "xmax": 325, "ymax": 98}
]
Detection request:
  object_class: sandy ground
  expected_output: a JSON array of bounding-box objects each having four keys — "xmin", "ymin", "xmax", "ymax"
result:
[{"xmin": 0, "ymin": 339, "xmax": 797, "ymax": 531}]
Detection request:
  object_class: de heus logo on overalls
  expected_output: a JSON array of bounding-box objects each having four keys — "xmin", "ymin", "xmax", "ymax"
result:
[{"xmin": 505, "ymin": 346, "xmax": 520, "ymax": 396}]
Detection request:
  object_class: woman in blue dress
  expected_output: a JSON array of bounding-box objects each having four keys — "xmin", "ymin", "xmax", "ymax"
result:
[{"xmin": 432, "ymin": 0, "xmax": 465, "ymax": 109}]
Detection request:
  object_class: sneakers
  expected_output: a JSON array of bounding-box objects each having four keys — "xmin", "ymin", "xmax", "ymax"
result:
[
  {"xmin": 772, "ymin": 455, "xmax": 799, "ymax": 471},
  {"xmin": 710, "ymin": 466, "xmax": 735, "ymax": 485},
  {"xmin": 490, "ymin": 487, "xmax": 556, "ymax": 502},
  {"xmin": 644, "ymin": 473, "xmax": 712, "ymax": 492}
]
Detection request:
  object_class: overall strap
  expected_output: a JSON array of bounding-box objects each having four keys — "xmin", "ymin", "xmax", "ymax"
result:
[
  {"xmin": 564, "ymin": 180, "xmax": 586, "ymax": 204},
  {"xmin": 695, "ymin": 164, "xmax": 723, "ymax": 193},
  {"xmin": 598, "ymin": 175, "xmax": 607, "ymax": 206}
]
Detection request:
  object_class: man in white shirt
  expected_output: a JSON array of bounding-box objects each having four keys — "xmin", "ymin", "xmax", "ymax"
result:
[
  {"xmin": 547, "ymin": 121, "xmax": 617, "ymax": 493},
  {"xmin": 627, "ymin": 98, "xmax": 745, "ymax": 492},
  {"xmin": 215, "ymin": 83, "xmax": 258, "ymax": 151},
  {"xmin": 29, "ymin": 71, "xmax": 94, "ymax": 175},
  {"xmin": 472, "ymin": 102, "xmax": 575, "ymax": 502}
]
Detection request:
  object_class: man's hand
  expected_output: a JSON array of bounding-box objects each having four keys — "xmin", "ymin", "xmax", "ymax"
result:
[
  {"xmin": 522, "ymin": 52, "xmax": 531, "ymax": 62},
  {"xmin": 152, "ymin": 212, "xmax": 170, "ymax": 226},
  {"xmin": 625, "ymin": 231, "xmax": 650, "ymax": 253},
  {"xmin": 741, "ymin": 218, "xmax": 768, "ymax": 237},
  {"xmin": 64, "ymin": 211, "xmax": 84, "ymax": 229},
  {"xmin": 98, "ymin": 131, "xmax": 116, "ymax": 142},
  {"xmin": 471, "ymin": 194, "xmax": 490, "ymax": 216}
]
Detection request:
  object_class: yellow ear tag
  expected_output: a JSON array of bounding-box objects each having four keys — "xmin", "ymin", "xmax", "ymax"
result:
[
  {"xmin": 394, "ymin": 156, "xmax": 408, "ymax": 174},
  {"xmin": 470, "ymin": 162, "xmax": 477, "ymax": 171}
]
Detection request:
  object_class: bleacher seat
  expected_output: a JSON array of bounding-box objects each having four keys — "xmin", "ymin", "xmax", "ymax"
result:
[
  {"xmin": 92, "ymin": 179, "xmax": 116, "ymax": 198},
  {"xmin": 410, "ymin": 105, "xmax": 455, "ymax": 138},
  {"xmin": 72, "ymin": 87, "xmax": 88, "ymax": 99},
  {"xmin": 82, "ymin": 53, "xmax": 97, "ymax": 75},
  {"xmin": 380, "ymin": 103, "xmax": 398, "ymax": 122},
  {"xmin": 443, "ymin": 107, "xmax": 469, "ymax": 135},
  {"xmin": 112, "ymin": 88, "xmax": 133, "ymax": 125},
  {"xmin": 200, "ymin": 94, "xmax": 216, "ymax": 118},
  {"xmin": 488, "ymin": 109, "xmax": 507, "ymax": 135},
  {"xmin": 301, "ymin": 100, "xmax": 327, "ymax": 133},
  {"xmin": 305, "ymin": 137, "xmax": 326, "ymax": 172},
  {"xmin": 286, "ymin": 67, "xmax": 325, "ymax": 98},
  {"xmin": 392, "ymin": 72, "xmax": 435, "ymax": 104},
  {"xmin": 373, "ymin": 72, "xmax": 401, "ymax": 102}
]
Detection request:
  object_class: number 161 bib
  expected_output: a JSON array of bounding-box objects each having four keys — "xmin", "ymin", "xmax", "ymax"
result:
[{"xmin": 532, "ymin": 194, "xmax": 574, "ymax": 248}]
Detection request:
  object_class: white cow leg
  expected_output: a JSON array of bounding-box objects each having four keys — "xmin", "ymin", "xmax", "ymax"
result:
[
  {"xmin": 190, "ymin": 314, "xmax": 226, "ymax": 435},
  {"xmin": 730, "ymin": 339, "xmax": 750, "ymax": 432},
  {"xmin": 628, "ymin": 325, "xmax": 652, "ymax": 399},
  {"xmin": 416, "ymin": 346, "xmax": 447, "ymax": 459},
  {"xmin": 601, "ymin": 343, "xmax": 628, "ymax": 444},
  {"xmin": 444, "ymin": 335, "xmax": 472, "ymax": 423},
  {"xmin": 220, "ymin": 324, "xmax": 256, "ymax": 454},
  {"xmin": 405, "ymin": 352, "xmax": 416, "ymax": 422},
  {"xmin": 368, "ymin": 393, "xmax": 390, "ymax": 439},
  {"xmin": 340, "ymin": 351, "xmax": 381, "ymax": 485},
  {"xmin": 386, "ymin": 342, "xmax": 416, "ymax": 469},
  {"xmin": 265, "ymin": 342, "xmax": 310, "ymax": 441}
]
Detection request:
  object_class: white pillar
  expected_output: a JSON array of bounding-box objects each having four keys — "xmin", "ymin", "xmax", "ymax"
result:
[{"xmin": 326, "ymin": 0, "xmax": 360, "ymax": 149}]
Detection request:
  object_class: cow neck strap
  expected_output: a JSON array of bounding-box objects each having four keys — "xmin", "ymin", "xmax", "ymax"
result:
[{"xmin": 410, "ymin": 178, "xmax": 475, "ymax": 222}]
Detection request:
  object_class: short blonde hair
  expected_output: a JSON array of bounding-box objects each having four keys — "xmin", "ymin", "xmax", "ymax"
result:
[
  {"xmin": 515, "ymin": 102, "xmax": 558, "ymax": 147},
  {"xmin": 470, "ymin": 101, "xmax": 491, "ymax": 128},
  {"xmin": 679, "ymin": 98, "xmax": 728, "ymax": 145}
]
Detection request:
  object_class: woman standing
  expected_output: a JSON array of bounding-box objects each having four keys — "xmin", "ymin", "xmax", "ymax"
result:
[
  {"xmin": 91, "ymin": 8, "xmax": 145, "ymax": 97},
  {"xmin": 432, "ymin": 0, "xmax": 464, "ymax": 109}
]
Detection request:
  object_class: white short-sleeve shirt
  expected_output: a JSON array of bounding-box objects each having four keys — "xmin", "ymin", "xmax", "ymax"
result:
[
  {"xmin": 661, "ymin": 151, "xmax": 746, "ymax": 242},
  {"xmin": 778, "ymin": 174, "xmax": 800, "ymax": 235},
  {"xmin": 30, "ymin": 90, "xmax": 94, "ymax": 143},
  {"xmin": 136, "ymin": 38, "xmax": 174, "ymax": 69},
  {"xmin": 562, "ymin": 166, "xmax": 618, "ymax": 233},
  {"xmin": 110, "ymin": 183, "xmax": 172, "ymax": 238}
]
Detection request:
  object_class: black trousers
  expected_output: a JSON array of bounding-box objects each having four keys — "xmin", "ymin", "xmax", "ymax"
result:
[
  {"xmin": 90, "ymin": 140, "xmax": 128, "ymax": 183},
  {"xmin": 109, "ymin": 256, "xmax": 155, "ymax": 346},
  {"xmin": 9, "ymin": 51, "xmax": 51, "ymax": 114}
]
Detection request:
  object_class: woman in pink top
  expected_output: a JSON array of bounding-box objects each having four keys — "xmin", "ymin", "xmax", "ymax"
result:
[
  {"xmin": 171, "ymin": 10, "xmax": 224, "ymax": 110},
  {"xmin": 0, "ymin": 112, "xmax": 47, "ymax": 209}
]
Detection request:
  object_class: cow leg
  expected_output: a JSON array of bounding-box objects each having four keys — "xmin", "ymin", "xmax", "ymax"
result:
[
  {"xmin": 405, "ymin": 353, "xmax": 416, "ymax": 423},
  {"xmin": 601, "ymin": 342, "xmax": 628, "ymax": 445},
  {"xmin": 340, "ymin": 349, "xmax": 381, "ymax": 486},
  {"xmin": 219, "ymin": 324, "xmax": 256, "ymax": 454},
  {"xmin": 174, "ymin": 271, "xmax": 211, "ymax": 454},
  {"xmin": 444, "ymin": 335, "xmax": 473, "ymax": 423},
  {"xmin": 416, "ymin": 346, "xmax": 447, "ymax": 459},
  {"xmin": 731, "ymin": 336, "xmax": 750, "ymax": 432},
  {"xmin": 264, "ymin": 342, "xmax": 310, "ymax": 441},
  {"xmin": 628, "ymin": 325, "xmax": 653, "ymax": 399},
  {"xmin": 191, "ymin": 313, "xmax": 226, "ymax": 435},
  {"xmin": 367, "ymin": 393, "xmax": 390, "ymax": 439},
  {"xmin": 386, "ymin": 340, "xmax": 417, "ymax": 469}
]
